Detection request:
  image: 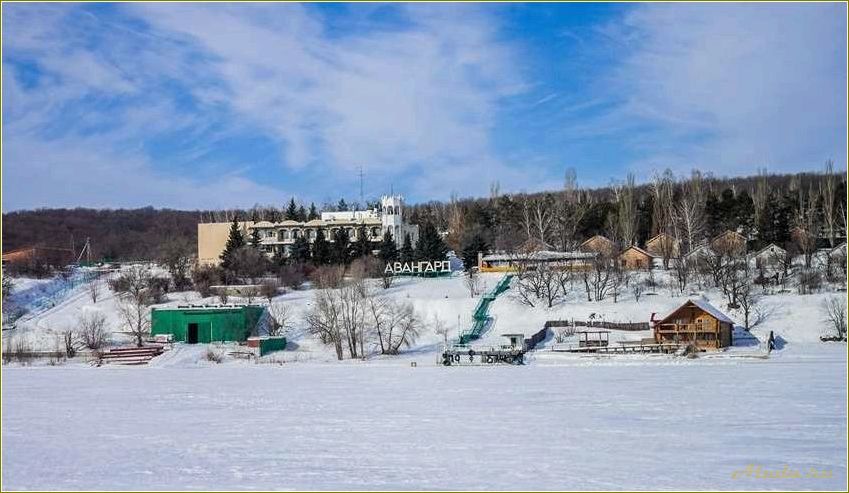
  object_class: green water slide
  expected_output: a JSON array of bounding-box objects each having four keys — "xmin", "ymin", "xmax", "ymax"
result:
[{"xmin": 457, "ymin": 273, "xmax": 515, "ymax": 345}]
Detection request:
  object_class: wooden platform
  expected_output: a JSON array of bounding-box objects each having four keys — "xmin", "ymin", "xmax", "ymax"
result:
[
  {"xmin": 549, "ymin": 342, "xmax": 681, "ymax": 355},
  {"xmin": 98, "ymin": 345, "xmax": 165, "ymax": 366}
]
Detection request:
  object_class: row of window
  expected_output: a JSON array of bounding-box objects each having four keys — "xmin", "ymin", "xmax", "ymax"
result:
[{"xmin": 254, "ymin": 226, "xmax": 384, "ymax": 242}]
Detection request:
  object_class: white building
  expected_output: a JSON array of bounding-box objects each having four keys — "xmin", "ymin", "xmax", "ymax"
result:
[{"xmin": 197, "ymin": 195, "xmax": 419, "ymax": 265}]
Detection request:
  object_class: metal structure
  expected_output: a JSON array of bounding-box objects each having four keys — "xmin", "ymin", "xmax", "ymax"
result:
[{"xmin": 150, "ymin": 305, "xmax": 266, "ymax": 343}]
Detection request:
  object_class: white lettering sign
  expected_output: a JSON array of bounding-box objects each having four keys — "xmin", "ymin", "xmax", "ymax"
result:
[{"xmin": 384, "ymin": 260, "xmax": 452, "ymax": 275}]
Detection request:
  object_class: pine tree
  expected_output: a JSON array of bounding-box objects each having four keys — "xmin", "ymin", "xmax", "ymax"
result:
[
  {"xmin": 337, "ymin": 198, "xmax": 349, "ymax": 212},
  {"xmin": 354, "ymin": 225, "xmax": 371, "ymax": 258},
  {"xmin": 460, "ymin": 232, "xmax": 489, "ymax": 270},
  {"xmin": 400, "ymin": 232, "xmax": 414, "ymax": 263},
  {"xmin": 378, "ymin": 230, "xmax": 398, "ymax": 263},
  {"xmin": 220, "ymin": 217, "xmax": 246, "ymax": 270},
  {"xmin": 290, "ymin": 236, "xmax": 311, "ymax": 264},
  {"xmin": 331, "ymin": 228, "xmax": 351, "ymax": 264},
  {"xmin": 285, "ymin": 198, "xmax": 298, "ymax": 220},
  {"xmin": 415, "ymin": 222, "xmax": 448, "ymax": 261},
  {"xmin": 249, "ymin": 227, "xmax": 262, "ymax": 249},
  {"xmin": 271, "ymin": 246, "xmax": 287, "ymax": 267},
  {"xmin": 308, "ymin": 203, "xmax": 319, "ymax": 220},
  {"xmin": 312, "ymin": 228, "xmax": 331, "ymax": 265},
  {"xmin": 297, "ymin": 205, "xmax": 308, "ymax": 222}
]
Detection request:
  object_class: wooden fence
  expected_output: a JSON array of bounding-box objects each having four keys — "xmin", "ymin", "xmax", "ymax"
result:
[{"xmin": 544, "ymin": 319, "xmax": 650, "ymax": 331}]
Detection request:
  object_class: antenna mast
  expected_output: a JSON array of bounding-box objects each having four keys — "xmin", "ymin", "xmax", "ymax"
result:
[{"xmin": 358, "ymin": 165, "xmax": 365, "ymax": 206}]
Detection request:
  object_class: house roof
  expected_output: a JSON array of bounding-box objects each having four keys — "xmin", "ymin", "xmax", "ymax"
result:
[
  {"xmin": 752, "ymin": 243, "xmax": 786, "ymax": 258},
  {"xmin": 646, "ymin": 232, "xmax": 676, "ymax": 244},
  {"xmin": 713, "ymin": 230, "xmax": 745, "ymax": 242},
  {"xmin": 620, "ymin": 245, "xmax": 655, "ymax": 258},
  {"xmin": 658, "ymin": 298, "xmax": 734, "ymax": 326},
  {"xmin": 683, "ymin": 243, "xmax": 713, "ymax": 258},
  {"xmin": 580, "ymin": 235, "xmax": 612, "ymax": 247}
]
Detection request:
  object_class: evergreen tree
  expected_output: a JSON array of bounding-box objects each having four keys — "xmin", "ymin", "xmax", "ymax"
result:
[
  {"xmin": 415, "ymin": 222, "xmax": 448, "ymax": 261},
  {"xmin": 354, "ymin": 225, "xmax": 371, "ymax": 258},
  {"xmin": 249, "ymin": 227, "xmax": 262, "ymax": 249},
  {"xmin": 337, "ymin": 198, "xmax": 349, "ymax": 212},
  {"xmin": 400, "ymin": 232, "xmax": 414, "ymax": 263},
  {"xmin": 285, "ymin": 198, "xmax": 298, "ymax": 220},
  {"xmin": 296, "ymin": 205, "xmax": 308, "ymax": 222},
  {"xmin": 378, "ymin": 230, "xmax": 398, "ymax": 263},
  {"xmin": 460, "ymin": 232, "xmax": 489, "ymax": 270},
  {"xmin": 331, "ymin": 228, "xmax": 351, "ymax": 264},
  {"xmin": 271, "ymin": 246, "xmax": 287, "ymax": 267},
  {"xmin": 290, "ymin": 235, "xmax": 311, "ymax": 264},
  {"xmin": 312, "ymin": 228, "xmax": 331, "ymax": 265},
  {"xmin": 308, "ymin": 203, "xmax": 319, "ymax": 220},
  {"xmin": 220, "ymin": 217, "xmax": 245, "ymax": 269}
]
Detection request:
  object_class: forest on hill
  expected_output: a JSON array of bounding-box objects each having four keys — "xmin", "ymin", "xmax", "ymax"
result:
[{"xmin": 2, "ymin": 165, "xmax": 846, "ymax": 263}]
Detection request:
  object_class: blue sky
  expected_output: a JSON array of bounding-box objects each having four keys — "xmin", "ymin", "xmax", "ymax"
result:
[{"xmin": 2, "ymin": 2, "xmax": 846, "ymax": 210}]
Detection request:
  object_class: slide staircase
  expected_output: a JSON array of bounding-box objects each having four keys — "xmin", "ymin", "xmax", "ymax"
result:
[{"xmin": 457, "ymin": 274, "xmax": 514, "ymax": 345}]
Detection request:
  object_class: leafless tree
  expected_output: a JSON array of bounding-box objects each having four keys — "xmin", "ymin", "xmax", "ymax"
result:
[
  {"xmin": 366, "ymin": 296, "xmax": 422, "ymax": 355},
  {"xmin": 822, "ymin": 296, "xmax": 847, "ymax": 340},
  {"xmin": 613, "ymin": 173, "xmax": 638, "ymax": 246},
  {"xmin": 118, "ymin": 297, "xmax": 151, "ymax": 348},
  {"xmin": 216, "ymin": 287, "xmax": 229, "ymax": 304},
  {"xmin": 77, "ymin": 311, "xmax": 109, "ymax": 350},
  {"xmin": 672, "ymin": 256, "xmax": 691, "ymax": 294},
  {"xmin": 431, "ymin": 314, "xmax": 449, "ymax": 347},
  {"xmin": 631, "ymin": 279, "xmax": 645, "ymax": 302},
  {"xmin": 241, "ymin": 285, "xmax": 259, "ymax": 304},
  {"xmin": 553, "ymin": 168, "xmax": 590, "ymax": 251},
  {"xmin": 752, "ymin": 168, "xmax": 769, "ymax": 230},
  {"xmin": 63, "ymin": 330, "xmax": 77, "ymax": 358},
  {"xmin": 260, "ymin": 280, "xmax": 280, "ymax": 302},
  {"xmin": 87, "ymin": 277, "xmax": 100, "ymax": 304},
  {"xmin": 311, "ymin": 265, "xmax": 346, "ymax": 289},
  {"xmin": 583, "ymin": 254, "xmax": 614, "ymax": 302},
  {"xmin": 515, "ymin": 261, "xmax": 563, "ymax": 308},
  {"xmin": 675, "ymin": 192, "xmax": 705, "ymax": 256},
  {"xmin": 267, "ymin": 301, "xmax": 294, "ymax": 336},
  {"xmin": 736, "ymin": 276, "xmax": 761, "ymax": 329},
  {"xmin": 610, "ymin": 264, "xmax": 630, "ymax": 303},
  {"xmin": 305, "ymin": 289, "xmax": 345, "ymax": 360},
  {"xmin": 464, "ymin": 270, "xmax": 482, "ymax": 298},
  {"xmin": 820, "ymin": 159, "xmax": 837, "ymax": 248},
  {"xmin": 793, "ymin": 186, "xmax": 820, "ymax": 268}
]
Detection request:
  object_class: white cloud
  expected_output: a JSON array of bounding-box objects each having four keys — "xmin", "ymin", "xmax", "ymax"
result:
[{"xmin": 599, "ymin": 2, "xmax": 847, "ymax": 175}]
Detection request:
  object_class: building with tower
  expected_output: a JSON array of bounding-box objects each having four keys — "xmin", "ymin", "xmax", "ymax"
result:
[{"xmin": 197, "ymin": 195, "xmax": 419, "ymax": 265}]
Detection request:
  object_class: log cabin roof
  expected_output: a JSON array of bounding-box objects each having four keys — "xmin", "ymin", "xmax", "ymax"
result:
[{"xmin": 657, "ymin": 298, "xmax": 734, "ymax": 326}]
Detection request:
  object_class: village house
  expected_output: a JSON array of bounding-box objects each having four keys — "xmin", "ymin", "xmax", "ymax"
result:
[
  {"xmin": 579, "ymin": 235, "xmax": 616, "ymax": 257},
  {"xmin": 618, "ymin": 245, "xmax": 654, "ymax": 270},
  {"xmin": 751, "ymin": 243, "xmax": 787, "ymax": 270},
  {"xmin": 645, "ymin": 232, "xmax": 679, "ymax": 258},
  {"xmin": 710, "ymin": 230, "xmax": 747, "ymax": 257},
  {"xmin": 652, "ymin": 299, "xmax": 734, "ymax": 350}
]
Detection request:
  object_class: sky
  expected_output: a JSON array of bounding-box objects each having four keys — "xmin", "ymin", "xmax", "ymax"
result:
[{"xmin": 2, "ymin": 2, "xmax": 846, "ymax": 211}]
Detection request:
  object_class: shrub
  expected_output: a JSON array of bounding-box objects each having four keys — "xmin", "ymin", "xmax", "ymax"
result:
[{"xmin": 192, "ymin": 265, "xmax": 223, "ymax": 298}]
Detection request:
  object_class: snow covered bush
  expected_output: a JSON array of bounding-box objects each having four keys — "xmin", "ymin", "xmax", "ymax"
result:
[
  {"xmin": 77, "ymin": 311, "xmax": 109, "ymax": 350},
  {"xmin": 822, "ymin": 296, "xmax": 847, "ymax": 341}
]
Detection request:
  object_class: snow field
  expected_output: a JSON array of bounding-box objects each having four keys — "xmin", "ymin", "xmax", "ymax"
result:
[{"xmin": 2, "ymin": 348, "xmax": 846, "ymax": 490}]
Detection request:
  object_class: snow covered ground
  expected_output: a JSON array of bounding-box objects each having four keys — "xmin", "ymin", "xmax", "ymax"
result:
[
  {"xmin": 3, "ymin": 345, "xmax": 846, "ymax": 491},
  {"xmin": 2, "ymin": 270, "xmax": 847, "ymax": 489}
]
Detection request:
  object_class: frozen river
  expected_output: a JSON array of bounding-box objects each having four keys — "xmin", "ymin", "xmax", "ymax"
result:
[{"xmin": 3, "ymin": 346, "xmax": 846, "ymax": 490}]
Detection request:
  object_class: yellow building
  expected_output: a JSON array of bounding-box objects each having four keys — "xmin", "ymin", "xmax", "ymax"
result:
[{"xmin": 198, "ymin": 196, "xmax": 418, "ymax": 265}]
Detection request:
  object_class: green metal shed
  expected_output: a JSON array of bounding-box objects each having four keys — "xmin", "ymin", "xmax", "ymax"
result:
[{"xmin": 150, "ymin": 305, "xmax": 266, "ymax": 343}]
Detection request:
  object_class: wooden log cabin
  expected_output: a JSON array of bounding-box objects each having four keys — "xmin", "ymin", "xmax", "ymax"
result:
[
  {"xmin": 618, "ymin": 245, "xmax": 655, "ymax": 270},
  {"xmin": 652, "ymin": 299, "xmax": 734, "ymax": 350}
]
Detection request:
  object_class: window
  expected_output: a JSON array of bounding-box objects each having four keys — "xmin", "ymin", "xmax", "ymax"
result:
[{"xmin": 281, "ymin": 230, "xmax": 290, "ymax": 240}]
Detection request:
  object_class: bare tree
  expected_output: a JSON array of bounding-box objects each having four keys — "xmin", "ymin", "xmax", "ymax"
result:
[
  {"xmin": 752, "ymin": 168, "xmax": 769, "ymax": 231},
  {"xmin": 87, "ymin": 277, "xmax": 100, "ymax": 304},
  {"xmin": 822, "ymin": 296, "xmax": 847, "ymax": 340},
  {"xmin": 305, "ymin": 289, "xmax": 345, "ymax": 360},
  {"xmin": 241, "ymin": 285, "xmax": 259, "ymax": 304},
  {"xmin": 431, "ymin": 314, "xmax": 449, "ymax": 347},
  {"xmin": 736, "ymin": 276, "xmax": 761, "ymax": 329},
  {"xmin": 113, "ymin": 266, "xmax": 157, "ymax": 347},
  {"xmin": 820, "ymin": 159, "xmax": 837, "ymax": 248},
  {"xmin": 631, "ymin": 279, "xmax": 645, "ymax": 302},
  {"xmin": 464, "ymin": 270, "xmax": 482, "ymax": 298},
  {"xmin": 77, "ymin": 311, "xmax": 109, "ymax": 350},
  {"xmin": 366, "ymin": 296, "xmax": 422, "ymax": 355},
  {"xmin": 583, "ymin": 254, "xmax": 614, "ymax": 302},
  {"xmin": 260, "ymin": 280, "xmax": 280, "ymax": 302},
  {"xmin": 515, "ymin": 260, "xmax": 563, "ymax": 308},
  {"xmin": 267, "ymin": 301, "xmax": 293, "ymax": 336},
  {"xmin": 613, "ymin": 173, "xmax": 638, "ymax": 246},
  {"xmin": 793, "ymin": 186, "xmax": 819, "ymax": 269},
  {"xmin": 63, "ymin": 330, "xmax": 77, "ymax": 358},
  {"xmin": 675, "ymin": 192, "xmax": 705, "ymax": 256}
]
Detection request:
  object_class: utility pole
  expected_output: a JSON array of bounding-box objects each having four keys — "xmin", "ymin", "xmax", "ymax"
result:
[{"xmin": 358, "ymin": 165, "xmax": 365, "ymax": 207}]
